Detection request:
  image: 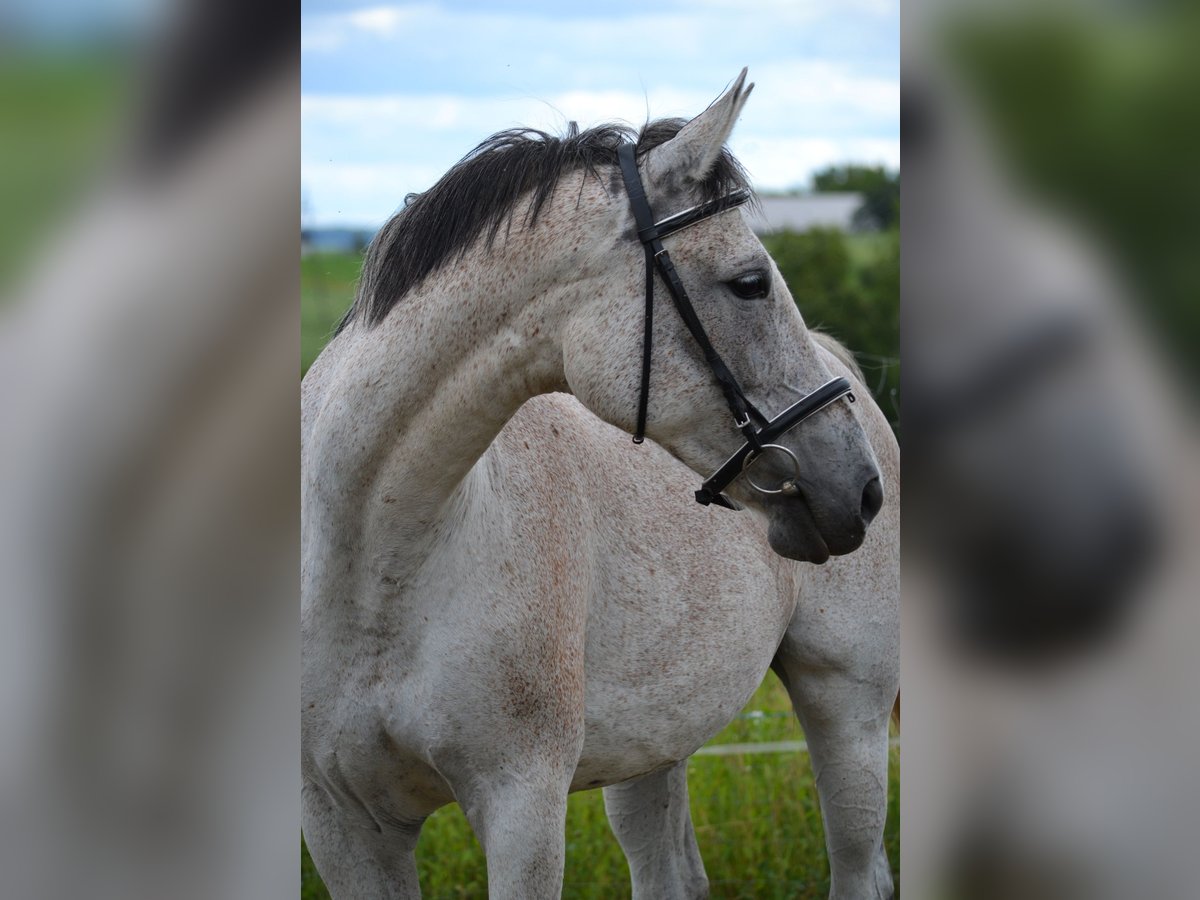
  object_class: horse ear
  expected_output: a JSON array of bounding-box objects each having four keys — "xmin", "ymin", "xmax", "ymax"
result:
[{"xmin": 644, "ymin": 68, "xmax": 754, "ymax": 193}]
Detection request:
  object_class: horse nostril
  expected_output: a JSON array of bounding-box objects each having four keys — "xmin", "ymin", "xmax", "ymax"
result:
[{"xmin": 861, "ymin": 476, "xmax": 884, "ymax": 525}]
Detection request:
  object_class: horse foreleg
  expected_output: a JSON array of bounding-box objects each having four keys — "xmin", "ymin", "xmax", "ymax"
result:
[
  {"xmin": 454, "ymin": 764, "xmax": 574, "ymax": 900},
  {"xmin": 603, "ymin": 759, "xmax": 709, "ymax": 899},
  {"xmin": 301, "ymin": 780, "xmax": 424, "ymax": 900},
  {"xmin": 771, "ymin": 651, "xmax": 896, "ymax": 900}
]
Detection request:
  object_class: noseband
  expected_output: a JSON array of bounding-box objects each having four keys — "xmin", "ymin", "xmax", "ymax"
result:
[{"xmin": 617, "ymin": 143, "xmax": 855, "ymax": 510}]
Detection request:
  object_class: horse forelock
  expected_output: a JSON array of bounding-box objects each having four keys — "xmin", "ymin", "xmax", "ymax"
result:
[{"xmin": 337, "ymin": 118, "xmax": 755, "ymax": 334}]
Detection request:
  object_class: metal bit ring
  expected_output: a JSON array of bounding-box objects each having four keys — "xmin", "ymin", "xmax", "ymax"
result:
[{"xmin": 742, "ymin": 443, "xmax": 803, "ymax": 496}]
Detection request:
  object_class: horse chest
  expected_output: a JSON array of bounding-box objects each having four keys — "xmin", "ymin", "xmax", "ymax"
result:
[{"xmin": 302, "ymin": 629, "xmax": 463, "ymax": 822}]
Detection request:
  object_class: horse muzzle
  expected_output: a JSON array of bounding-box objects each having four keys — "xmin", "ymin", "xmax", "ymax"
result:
[{"xmin": 694, "ymin": 376, "xmax": 857, "ymax": 509}]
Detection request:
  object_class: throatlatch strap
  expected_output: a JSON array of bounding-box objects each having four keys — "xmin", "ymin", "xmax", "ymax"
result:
[
  {"xmin": 634, "ymin": 242, "xmax": 654, "ymax": 443},
  {"xmin": 619, "ymin": 145, "xmax": 655, "ymax": 444}
]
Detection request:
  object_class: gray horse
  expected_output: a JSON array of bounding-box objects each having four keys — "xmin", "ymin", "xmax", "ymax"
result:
[{"xmin": 302, "ymin": 70, "xmax": 898, "ymax": 899}]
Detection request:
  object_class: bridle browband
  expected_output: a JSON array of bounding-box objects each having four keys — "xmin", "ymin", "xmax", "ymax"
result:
[{"xmin": 617, "ymin": 143, "xmax": 855, "ymax": 510}]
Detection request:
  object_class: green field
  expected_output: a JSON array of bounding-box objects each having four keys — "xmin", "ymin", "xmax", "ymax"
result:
[
  {"xmin": 300, "ymin": 251, "xmax": 899, "ymax": 897},
  {"xmin": 302, "ymin": 252, "xmax": 363, "ymax": 374}
]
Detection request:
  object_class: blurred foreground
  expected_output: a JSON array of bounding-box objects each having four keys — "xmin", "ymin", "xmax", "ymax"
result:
[
  {"xmin": 902, "ymin": 3, "xmax": 1199, "ymax": 898},
  {"xmin": 0, "ymin": 1, "xmax": 297, "ymax": 898}
]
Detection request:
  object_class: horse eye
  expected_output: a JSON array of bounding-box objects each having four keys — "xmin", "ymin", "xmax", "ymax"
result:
[{"xmin": 727, "ymin": 271, "xmax": 770, "ymax": 300}]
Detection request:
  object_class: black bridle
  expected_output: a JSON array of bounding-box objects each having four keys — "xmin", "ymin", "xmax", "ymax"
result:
[{"xmin": 617, "ymin": 143, "xmax": 855, "ymax": 510}]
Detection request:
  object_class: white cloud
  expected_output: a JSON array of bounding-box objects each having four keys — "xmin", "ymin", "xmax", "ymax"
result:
[
  {"xmin": 303, "ymin": 162, "xmax": 448, "ymax": 225},
  {"xmin": 732, "ymin": 136, "xmax": 899, "ymax": 192},
  {"xmin": 301, "ymin": 3, "xmax": 898, "ymax": 223},
  {"xmin": 685, "ymin": 0, "xmax": 895, "ymax": 16},
  {"xmin": 300, "ymin": 25, "xmax": 344, "ymax": 53},
  {"xmin": 345, "ymin": 5, "xmax": 425, "ymax": 36},
  {"xmin": 746, "ymin": 60, "xmax": 899, "ymax": 122},
  {"xmin": 302, "ymin": 64, "xmax": 896, "ymax": 182},
  {"xmin": 302, "ymin": 133, "xmax": 900, "ymax": 226},
  {"xmin": 302, "ymin": 2, "xmax": 435, "ymax": 50},
  {"xmin": 301, "ymin": 3, "xmax": 892, "ymax": 75},
  {"xmin": 302, "ymin": 63, "xmax": 896, "ymax": 143}
]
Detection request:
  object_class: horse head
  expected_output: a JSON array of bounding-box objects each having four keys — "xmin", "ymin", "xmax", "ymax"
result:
[{"xmin": 561, "ymin": 70, "xmax": 883, "ymax": 563}]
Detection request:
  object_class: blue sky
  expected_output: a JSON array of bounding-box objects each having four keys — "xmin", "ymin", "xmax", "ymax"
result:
[{"xmin": 302, "ymin": 0, "xmax": 899, "ymax": 227}]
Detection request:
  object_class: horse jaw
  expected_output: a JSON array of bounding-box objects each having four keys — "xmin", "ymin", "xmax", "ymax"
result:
[
  {"xmin": 767, "ymin": 519, "xmax": 832, "ymax": 564},
  {"xmin": 754, "ymin": 492, "xmax": 825, "ymax": 563}
]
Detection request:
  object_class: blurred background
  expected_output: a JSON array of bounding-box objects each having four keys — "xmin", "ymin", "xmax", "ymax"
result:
[
  {"xmin": 902, "ymin": 1, "xmax": 1199, "ymax": 897},
  {"xmin": 0, "ymin": 5, "xmax": 133, "ymax": 293},
  {"xmin": 0, "ymin": 0, "xmax": 297, "ymax": 898}
]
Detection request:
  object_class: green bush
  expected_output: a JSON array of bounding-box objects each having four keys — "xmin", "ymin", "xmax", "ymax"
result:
[{"xmin": 762, "ymin": 228, "xmax": 900, "ymax": 432}]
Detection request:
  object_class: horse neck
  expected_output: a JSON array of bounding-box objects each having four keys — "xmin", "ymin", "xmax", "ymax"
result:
[{"xmin": 303, "ymin": 199, "xmax": 598, "ymax": 583}]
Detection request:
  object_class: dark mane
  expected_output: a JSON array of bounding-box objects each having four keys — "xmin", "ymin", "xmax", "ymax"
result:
[{"xmin": 337, "ymin": 118, "xmax": 753, "ymax": 333}]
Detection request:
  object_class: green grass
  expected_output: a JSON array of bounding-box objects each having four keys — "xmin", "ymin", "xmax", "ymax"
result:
[
  {"xmin": 843, "ymin": 230, "xmax": 897, "ymax": 270},
  {"xmin": 300, "ymin": 256, "xmax": 899, "ymax": 897},
  {"xmin": 302, "ymin": 252, "xmax": 363, "ymax": 374}
]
